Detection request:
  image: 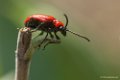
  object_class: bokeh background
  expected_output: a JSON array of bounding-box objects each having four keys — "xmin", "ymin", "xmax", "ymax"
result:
[{"xmin": 0, "ymin": 0, "xmax": 120, "ymax": 80}]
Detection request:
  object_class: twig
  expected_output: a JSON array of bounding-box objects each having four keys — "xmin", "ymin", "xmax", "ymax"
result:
[
  {"xmin": 15, "ymin": 28, "xmax": 60, "ymax": 80},
  {"xmin": 15, "ymin": 28, "xmax": 32, "ymax": 80}
]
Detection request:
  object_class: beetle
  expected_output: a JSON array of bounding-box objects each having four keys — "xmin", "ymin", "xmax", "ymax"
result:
[{"xmin": 24, "ymin": 14, "xmax": 90, "ymax": 42}]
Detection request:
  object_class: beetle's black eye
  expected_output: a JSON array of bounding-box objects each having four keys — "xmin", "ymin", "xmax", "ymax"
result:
[{"xmin": 59, "ymin": 26, "xmax": 66, "ymax": 31}]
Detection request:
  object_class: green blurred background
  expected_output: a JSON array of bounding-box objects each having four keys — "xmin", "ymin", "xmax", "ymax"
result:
[{"xmin": 0, "ymin": 0, "xmax": 120, "ymax": 80}]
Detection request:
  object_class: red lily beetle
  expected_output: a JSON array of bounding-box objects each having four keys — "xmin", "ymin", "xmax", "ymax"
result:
[{"xmin": 24, "ymin": 14, "xmax": 90, "ymax": 41}]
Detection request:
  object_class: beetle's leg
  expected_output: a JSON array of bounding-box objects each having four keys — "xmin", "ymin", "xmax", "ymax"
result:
[
  {"xmin": 36, "ymin": 22, "xmax": 45, "ymax": 29},
  {"xmin": 38, "ymin": 32, "xmax": 48, "ymax": 47},
  {"xmin": 48, "ymin": 32, "xmax": 54, "ymax": 39},
  {"xmin": 31, "ymin": 22, "xmax": 45, "ymax": 32},
  {"xmin": 33, "ymin": 31, "xmax": 44, "ymax": 40},
  {"xmin": 42, "ymin": 39, "xmax": 61, "ymax": 50},
  {"xmin": 54, "ymin": 32, "xmax": 60, "ymax": 40},
  {"xmin": 39, "ymin": 31, "xmax": 44, "ymax": 35}
]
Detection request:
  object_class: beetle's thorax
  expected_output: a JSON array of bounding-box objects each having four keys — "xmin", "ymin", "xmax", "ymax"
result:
[{"xmin": 53, "ymin": 20, "xmax": 64, "ymax": 28}]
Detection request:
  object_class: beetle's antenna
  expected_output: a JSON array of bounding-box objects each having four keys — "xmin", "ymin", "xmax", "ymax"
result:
[
  {"xmin": 64, "ymin": 14, "xmax": 68, "ymax": 28},
  {"xmin": 66, "ymin": 29, "xmax": 90, "ymax": 42}
]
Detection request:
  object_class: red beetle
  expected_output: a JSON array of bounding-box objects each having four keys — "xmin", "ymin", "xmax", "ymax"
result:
[{"xmin": 24, "ymin": 14, "xmax": 90, "ymax": 41}]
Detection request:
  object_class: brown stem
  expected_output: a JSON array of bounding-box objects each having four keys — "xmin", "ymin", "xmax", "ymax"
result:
[
  {"xmin": 15, "ymin": 28, "xmax": 32, "ymax": 80},
  {"xmin": 15, "ymin": 28, "xmax": 61, "ymax": 80},
  {"xmin": 15, "ymin": 58, "xmax": 31, "ymax": 80}
]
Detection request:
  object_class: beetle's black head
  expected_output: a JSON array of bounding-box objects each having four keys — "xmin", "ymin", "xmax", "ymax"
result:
[
  {"xmin": 57, "ymin": 14, "xmax": 68, "ymax": 36},
  {"xmin": 59, "ymin": 26, "xmax": 67, "ymax": 36},
  {"xmin": 25, "ymin": 18, "xmax": 40, "ymax": 29}
]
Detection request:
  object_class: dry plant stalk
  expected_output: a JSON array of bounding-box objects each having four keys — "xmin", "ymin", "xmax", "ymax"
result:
[
  {"xmin": 15, "ymin": 28, "xmax": 60, "ymax": 80},
  {"xmin": 15, "ymin": 28, "xmax": 32, "ymax": 80}
]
